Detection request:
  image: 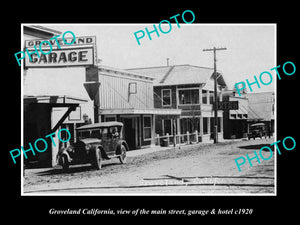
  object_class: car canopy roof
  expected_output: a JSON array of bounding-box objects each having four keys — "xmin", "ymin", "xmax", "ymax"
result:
[{"xmin": 76, "ymin": 122, "xmax": 123, "ymax": 131}]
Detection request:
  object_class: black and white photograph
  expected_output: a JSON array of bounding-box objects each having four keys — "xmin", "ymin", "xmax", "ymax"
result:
[
  {"xmin": 3, "ymin": 5, "xmax": 298, "ymax": 220},
  {"xmin": 21, "ymin": 23, "xmax": 276, "ymax": 195}
]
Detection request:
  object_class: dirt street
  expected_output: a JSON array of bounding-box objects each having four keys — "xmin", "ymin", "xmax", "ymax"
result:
[{"xmin": 23, "ymin": 138, "xmax": 275, "ymax": 195}]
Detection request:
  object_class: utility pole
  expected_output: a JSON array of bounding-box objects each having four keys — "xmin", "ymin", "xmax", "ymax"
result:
[{"xmin": 203, "ymin": 47, "xmax": 227, "ymax": 143}]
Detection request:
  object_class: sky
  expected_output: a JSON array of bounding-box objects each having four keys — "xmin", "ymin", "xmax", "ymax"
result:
[{"xmin": 33, "ymin": 23, "xmax": 276, "ymax": 92}]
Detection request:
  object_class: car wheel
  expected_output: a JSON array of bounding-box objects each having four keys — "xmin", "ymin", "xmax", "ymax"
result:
[
  {"xmin": 61, "ymin": 154, "xmax": 69, "ymax": 170},
  {"xmin": 119, "ymin": 145, "xmax": 127, "ymax": 164},
  {"xmin": 94, "ymin": 148, "xmax": 102, "ymax": 170}
]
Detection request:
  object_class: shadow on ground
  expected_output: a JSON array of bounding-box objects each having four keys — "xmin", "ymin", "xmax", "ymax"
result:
[
  {"xmin": 238, "ymin": 144, "xmax": 274, "ymax": 151},
  {"xmin": 35, "ymin": 162, "xmax": 120, "ymax": 176}
]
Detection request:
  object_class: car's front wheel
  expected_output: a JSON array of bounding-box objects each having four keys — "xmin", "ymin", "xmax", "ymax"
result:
[
  {"xmin": 119, "ymin": 145, "xmax": 127, "ymax": 164},
  {"xmin": 94, "ymin": 148, "xmax": 102, "ymax": 170}
]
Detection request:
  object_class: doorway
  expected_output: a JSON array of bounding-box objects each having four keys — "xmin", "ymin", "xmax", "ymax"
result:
[{"xmin": 123, "ymin": 117, "xmax": 137, "ymax": 150}]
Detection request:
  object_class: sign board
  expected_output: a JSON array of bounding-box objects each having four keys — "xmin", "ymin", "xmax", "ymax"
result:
[
  {"xmin": 25, "ymin": 47, "xmax": 95, "ymax": 68},
  {"xmin": 214, "ymin": 101, "xmax": 239, "ymax": 110},
  {"xmin": 25, "ymin": 36, "xmax": 96, "ymax": 49}
]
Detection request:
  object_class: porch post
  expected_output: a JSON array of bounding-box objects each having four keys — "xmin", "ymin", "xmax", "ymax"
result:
[{"xmin": 151, "ymin": 114, "xmax": 156, "ymax": 147}]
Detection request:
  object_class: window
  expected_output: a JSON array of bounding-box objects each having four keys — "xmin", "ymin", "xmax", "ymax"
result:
[
  {"xmin": 178, "ymin": 89, "xmax": 199, "ymax": 105},
  {"xmin": 91, "ymin": 130, "xmax": 102, "ymax": 139},
  {"xmin": 105, "ymin": 116, "xmax": 116, "ymax": 122},
  {"xmin": 210, "ymin": 117, "xmax": 221, "ymax": 133},
  {"xmin": 129, "ymin": 82, "xmax": 137, "ymax": 94},
  {"xmin": 202, "ymin": 90, "xmax": 207, "ymax": 104},
  {"xmin": 143, "ymin": 116, "xmax": 152, "ymax": 140},
  {"xmin": 162, "ymin": 89, "xmax": 171, "ymax": 106}
]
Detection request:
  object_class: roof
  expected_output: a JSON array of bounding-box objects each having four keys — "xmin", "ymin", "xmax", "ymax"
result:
[
  {"xmin": 127, "ymin": 64, "xmax": 227, "ymax": 87},
  {"xmin": 24, "ymin": 25, "xmax": 62, "ymax": 39},
  {"xmin": 24, "ymin": 95, "xmax": 88, "ymax": 104},
  {"xmin": 99, "ymin": 65, "xmax": 155, "ymax": 82},
  {"xmin": 246, "ymin": 92, "xmax": 275, "ymax": 121},
  {"xmin": 100, "ymin": 108, "xmax": 181, "ymax": 115},
  {"xmin": 76, "ymin": 122, "xmax": 124, "ymax": 130}
]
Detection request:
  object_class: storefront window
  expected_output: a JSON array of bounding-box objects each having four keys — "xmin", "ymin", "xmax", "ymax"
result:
[
  {"xmin": 178, "ymin": 89, "xmax": 199, "ymax": 105},
  {"xmin": 143, "ymin": 116, "xmax": 152, "ymax": 140}
]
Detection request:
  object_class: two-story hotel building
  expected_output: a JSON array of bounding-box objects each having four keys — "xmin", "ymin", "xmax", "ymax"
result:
[{"xmin": 128, "ymin": 64, "xmax": 227, "ymax": 143}]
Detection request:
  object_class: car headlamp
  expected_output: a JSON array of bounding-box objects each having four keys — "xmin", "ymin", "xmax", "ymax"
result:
[{"xmin": 85, "ymin": 144, "xmax": 91, "ymax": 150}]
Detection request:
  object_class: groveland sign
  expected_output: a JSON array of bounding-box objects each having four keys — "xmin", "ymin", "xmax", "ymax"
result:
[
  {"xmin": 25, "ymin": 47, "xmax": 95, "ymax": 67},
  {"xmin": 24, "ymin": 36, "xmax": 97, "ymax": 68},
  {"xmin": 25, "ymin": 36, "xmax": 96, "ymax": 49}
]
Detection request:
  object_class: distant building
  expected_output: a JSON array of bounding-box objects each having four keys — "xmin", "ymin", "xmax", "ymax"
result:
[
  {"xmin": 245, "ymin": 92, "xmax": 275, "ymax": 136},
  {"xmin": 222, "ymin": 90, "xmax": 249, "ymax": 139}
]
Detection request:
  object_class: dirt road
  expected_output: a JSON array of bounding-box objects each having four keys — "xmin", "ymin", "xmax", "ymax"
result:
[{"xmin": 23, "ymin": 138, "xmax": 275, "ymax": 195}]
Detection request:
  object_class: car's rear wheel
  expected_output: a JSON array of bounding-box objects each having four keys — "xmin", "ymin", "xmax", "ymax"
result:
[
  {"xmin": 94, "ymin": 148, "xmax": 102, "ymax": 170},
  {"xmin": 119, "ymin": 145, "xmax": 127, "ymax": 164}
]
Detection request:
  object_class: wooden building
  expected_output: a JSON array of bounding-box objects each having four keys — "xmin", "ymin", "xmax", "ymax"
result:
[
  {"xmin": 245, "ymin": 92, "xmax": 275, "ymax": 136},
  {"xmin": 127, "ymin": 64, "xmax": 227, "ymax": 142},
  {"xmin": 222, "ymin": 91, "xmax": 249, "ymax": 139},
  {"xmin": 97, "ymin": 66, "xmax": 181, "ymax": 150},
  {"xmin": 23, "ymin": 25, "xmax": 90, "ymax": 167}
]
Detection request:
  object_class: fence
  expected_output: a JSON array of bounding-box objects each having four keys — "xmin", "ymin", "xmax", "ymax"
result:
[{"xmin": 155, "ymin": 131, "xmax": 203, "ymax": 147}]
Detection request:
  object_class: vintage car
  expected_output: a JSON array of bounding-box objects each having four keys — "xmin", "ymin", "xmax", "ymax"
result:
[
  {"xmin": 247, "ymin": 123, "xmax": 267, "ymax": 140},
  {"xmin": 57, "ymin": 122, "xmax": 129, "ymax": 170}
]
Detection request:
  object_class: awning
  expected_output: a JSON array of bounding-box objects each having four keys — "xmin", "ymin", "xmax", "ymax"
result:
[
  {"xmin": 100, "ymin": 108, "xmax": 182, "ymax": 115},
  {"xmin": 24, "ymin": 95, "xmax": 88, "ymax": 105},
  {"xmin": 24, "ymin": 95, "xmax": 88, "ymax": 133}
]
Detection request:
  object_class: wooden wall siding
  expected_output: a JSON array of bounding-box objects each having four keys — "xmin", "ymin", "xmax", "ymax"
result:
[{"xmin": 98, "ymin": 73, "xmax": 153, "ymax": 109}]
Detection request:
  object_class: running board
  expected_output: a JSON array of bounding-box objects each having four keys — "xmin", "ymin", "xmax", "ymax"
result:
[{"xmin": 106, "ymin": 154, "xmax": 122, "ymax": 159}]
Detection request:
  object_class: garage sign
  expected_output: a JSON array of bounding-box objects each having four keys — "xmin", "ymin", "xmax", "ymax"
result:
[
  {"xmin": 25, "ymin": 47, "xmax": 95, "ymax": 67},
  {"xmin": 24, "ymin": 35, "xmax": 97, "ymax": 68}
]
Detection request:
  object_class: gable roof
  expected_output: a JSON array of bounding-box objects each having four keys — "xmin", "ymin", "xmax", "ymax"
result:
[{"xmin": 127, "ymin": 64, "xmax": 227, "ymax": 88}]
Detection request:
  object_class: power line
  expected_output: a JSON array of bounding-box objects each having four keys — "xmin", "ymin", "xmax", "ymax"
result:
[{"xmin": 203, "ymin": 47, "xmax": 227, "ymax": 143}]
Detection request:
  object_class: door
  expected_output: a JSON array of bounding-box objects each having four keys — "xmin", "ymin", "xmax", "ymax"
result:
[{"xmin": 123, "ymin": 118, "xmax": 136, "ymax": 150}]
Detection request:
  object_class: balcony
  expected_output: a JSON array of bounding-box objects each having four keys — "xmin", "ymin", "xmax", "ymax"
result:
[{"xmin": 201, "ymin": 104, "xmax": 213, "ymax": 112}]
